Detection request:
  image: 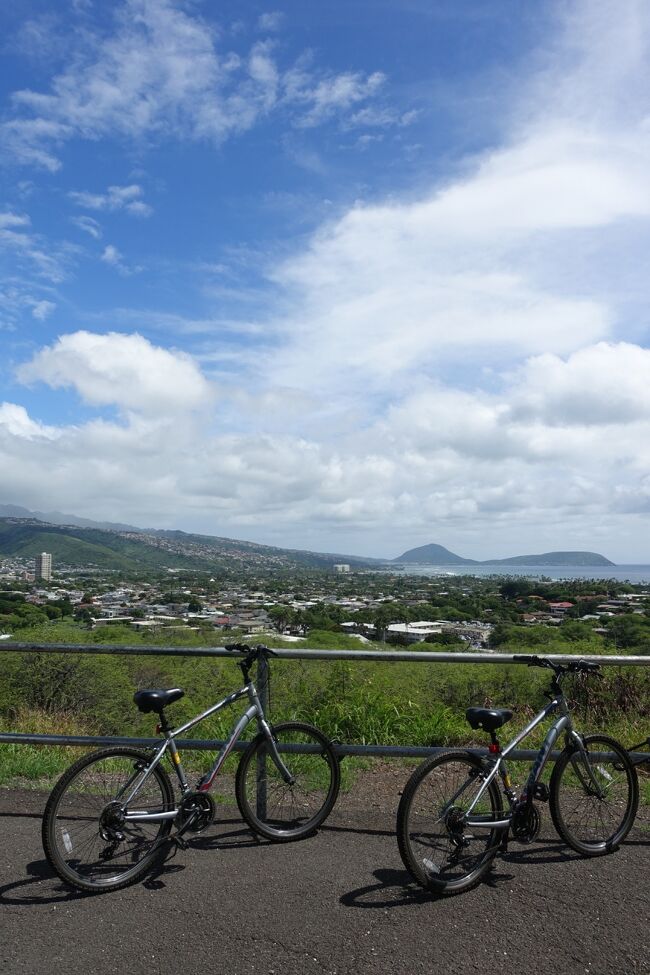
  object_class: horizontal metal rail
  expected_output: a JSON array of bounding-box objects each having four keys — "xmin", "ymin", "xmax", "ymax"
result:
[
  {"xmin": 1, "ymin": 642, "xmax": 649, "ymax": 664},
  {"xmin": 0, "ymin": 732, "xmax": 645, "ymax": 766},
  {"xmin": 0, "ymin": 642, "xmax": 648, "ymax": 761}
]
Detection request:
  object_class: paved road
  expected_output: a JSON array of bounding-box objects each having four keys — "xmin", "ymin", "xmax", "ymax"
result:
[{"xmin": 1, "ymin": 789, "xmax": 648, "ymax": 975}]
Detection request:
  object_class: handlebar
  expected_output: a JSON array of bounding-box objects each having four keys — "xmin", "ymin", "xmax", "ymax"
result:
[
  {"xmin": 224, "ymin": 643, "xmax": 277, "ymax": 680},
  {"xmin": 513, "ymin": 654, "xmax": 601, "ymax": 676}
]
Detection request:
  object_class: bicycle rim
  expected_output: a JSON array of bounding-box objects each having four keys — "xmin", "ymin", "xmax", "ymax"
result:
[
  {"xmin": 235, "ymin": 722, "xmax": 340, "ymax": 841},
  {"xmin": 397, "ymin": 751, "xmax": 503, "ymax": 895},
  {"xmin": 550, "ymin": 735, "xmax": 639, "ymax": 855},
  {"xmin": 43, "ymin": 748, "xmax": 175, "ymax": 892}
]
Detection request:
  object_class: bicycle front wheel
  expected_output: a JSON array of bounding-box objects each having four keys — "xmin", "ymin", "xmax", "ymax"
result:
[
  {"xmin": 235, "ymin": 721, "xmax": 340, "ymax": 841},
  {"xmin": 549, "ymin": 734, "xmax": 638, "ymax": 856},
  {"xmin": 42, "ymin": 747, "xmax": 175, "ymax": 893},
  {"xmin": 397, "ymin": 751, "xmax": 504, "ymax": 896}
]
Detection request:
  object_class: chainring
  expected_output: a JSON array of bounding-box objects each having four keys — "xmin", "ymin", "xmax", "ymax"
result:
[
  {"xmin": 511, "ymin": 802, "xmax": 541, "ymax": 844},
  {"xmin": 177, "ymin": 792, "xmax": 216, "ymax": 834}
]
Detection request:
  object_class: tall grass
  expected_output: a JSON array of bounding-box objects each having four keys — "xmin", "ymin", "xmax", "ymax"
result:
[{"xmin": 0, "ymin": 621, "xmax": 648, "ymax": 795}]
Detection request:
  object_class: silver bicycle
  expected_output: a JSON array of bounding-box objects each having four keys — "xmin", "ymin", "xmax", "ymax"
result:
[
  {"xmin": 42, "ymin": 645, "xmax": 340, "ymax": 893},
  {"xmin": 397, "ymin": 655, "xmax": 639, "ymax": 896}
]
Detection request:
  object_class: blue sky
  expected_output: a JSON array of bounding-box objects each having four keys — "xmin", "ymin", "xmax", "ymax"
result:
[{"xmin": 2, "ymin": 0, "xmax": 650, "ymax": 562}]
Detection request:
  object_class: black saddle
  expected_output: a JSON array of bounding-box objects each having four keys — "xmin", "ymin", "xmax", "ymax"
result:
[
  {"xmin": 134, "ymin": 688, "xmax": 184, "ymax": 714},
  {"xmin": 465, "ymin": 707, "xmax": 513, "ymax": 733}
]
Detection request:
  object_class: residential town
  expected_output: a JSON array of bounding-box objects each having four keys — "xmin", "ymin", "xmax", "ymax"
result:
[{"xmin": 2, "ymin": 551, "xmax": 649, "ymax": 653}]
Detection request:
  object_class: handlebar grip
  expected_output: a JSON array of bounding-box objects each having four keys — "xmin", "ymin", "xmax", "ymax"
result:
[{"xmin": 512, "ymin": 654, "xmax": 539, "ymax": 665}]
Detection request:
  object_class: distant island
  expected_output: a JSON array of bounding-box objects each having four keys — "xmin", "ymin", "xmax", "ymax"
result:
[{"xmin": 393, "ymin": 543, "xmax": 615, "ymax": 567}]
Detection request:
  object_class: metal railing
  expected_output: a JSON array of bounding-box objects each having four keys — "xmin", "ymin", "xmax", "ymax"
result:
[{"xmin": 0, "ymin": 642, "xmax": 648, "ymax": 762}]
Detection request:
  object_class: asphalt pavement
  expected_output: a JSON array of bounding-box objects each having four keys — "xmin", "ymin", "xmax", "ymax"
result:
[{"xmin": 0, "ymin": 788, "xmax": 648, "ymax": 975}]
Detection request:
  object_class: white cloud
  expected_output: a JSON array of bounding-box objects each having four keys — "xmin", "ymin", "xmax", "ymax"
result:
[
  {"xmin": 257, "ymin": 2, "xmax": 650, "ymax": 403},
  {"xmin": 257, "ymin": 12, "xmax": 284, "ymax": 32},
  {"xmin": 0, "ymin": 403, "xmax": 59, "ymax": 440},
  {"xmin": 510, "ymin": 343, "xmax": 650, "ymax": 427},
  {"xmin": 0, "ymin": 209, "xmax": 69, "ymax": 282},
  {"xmin": 69, "ymin": 183, "xmax": 153, "ymax": 216},
  {"xmin": 284, "ymin": 68, "xmax": 386, "ymax": 127},
  {"xmin": 16, "ymin": 331, "xmax": 214, "ymax": 416},
  {"xmin": 71, "ymin": 215, "xmax": 102, "ymax": 239},
  {"xmin": 5, "ymin": 2, "xmax": 650, "ymax": 560},
  {"xmin": 31, "ymin": 300, "xmax": 56, "ymax": 321},
  {"xmin": 100, "ymin": 243, "xmax": 141, "ymax": 276},
  {"xmin": 2, "ymin": 0, "xmax": 390, "ymax": 168}
]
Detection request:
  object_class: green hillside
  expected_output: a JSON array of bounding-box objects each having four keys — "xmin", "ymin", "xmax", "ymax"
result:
[
  {"xmin": 0, "ymin": 518, "xmax": 380, "ymax": 572},
  {"xmin": 0, "ymin": 521, "xmax": 201, "ymax": 571}
]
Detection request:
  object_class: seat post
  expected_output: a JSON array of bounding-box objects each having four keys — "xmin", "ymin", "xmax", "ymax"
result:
[{"xmin": 158, "ymin": 710, "xmax": 171, "ymax": 735}]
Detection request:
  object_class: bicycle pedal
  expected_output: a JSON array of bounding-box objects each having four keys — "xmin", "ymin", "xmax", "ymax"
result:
[{"xmin": 533, "ymin": 783, "xmax": 549, "ymax": 802}]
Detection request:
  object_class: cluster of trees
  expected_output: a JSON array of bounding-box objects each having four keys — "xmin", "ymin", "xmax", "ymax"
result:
[{"xmin": 0, "ymin": 592, "xmax": 73, "ymax": 632}]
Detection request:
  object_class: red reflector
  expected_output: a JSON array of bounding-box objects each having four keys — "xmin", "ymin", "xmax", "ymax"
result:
[
  {"xmin": 488, "ymin": 742, "xmax": 500, "ymax": 754},
  {"xmin": 155, "ymin": 724, "xmax": 162, "ymax": 734}
]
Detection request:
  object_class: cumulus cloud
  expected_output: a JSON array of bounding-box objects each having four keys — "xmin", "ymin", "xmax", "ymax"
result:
[
  {"xmin": 0, "ymin": 403, "xmax": 59, "ymax": 440},
  {"xmin": 16, "ymin": 331, "xmax": 214, "ymax": 416}
]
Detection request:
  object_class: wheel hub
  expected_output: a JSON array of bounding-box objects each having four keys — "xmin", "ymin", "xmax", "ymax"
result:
[{"xmin": 99, "ymin": 800, "xmax": 125, "ymax": 842}]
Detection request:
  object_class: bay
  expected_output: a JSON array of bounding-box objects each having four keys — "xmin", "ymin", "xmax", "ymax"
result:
[{"xmin": 385, "ymin": 564, "xmax": 650, "ymax": 584}]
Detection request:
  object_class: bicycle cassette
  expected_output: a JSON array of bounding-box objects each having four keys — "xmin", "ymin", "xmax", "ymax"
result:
[{"xmin": 177, "ymin": 792, "xmax": 215, "ymax": 834}]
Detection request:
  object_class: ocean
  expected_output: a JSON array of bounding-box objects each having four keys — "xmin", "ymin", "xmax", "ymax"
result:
[{"xmin": 385, "ymin": 564, "xmax": 650, "ymax": 585}]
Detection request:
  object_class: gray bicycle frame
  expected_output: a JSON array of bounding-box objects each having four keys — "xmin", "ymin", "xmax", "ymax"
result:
[
  {"xmin": 122, "ymin": 679, "xmax": 293, "ymax": 824},
  {"xmin": 463, "ymin": 691, "xmax": 596, "ymax": 830}
]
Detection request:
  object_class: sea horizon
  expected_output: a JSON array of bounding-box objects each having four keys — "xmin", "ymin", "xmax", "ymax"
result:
[{"xmin": 383, "ymin": 564, "xmax": 650, "ymax": 585}]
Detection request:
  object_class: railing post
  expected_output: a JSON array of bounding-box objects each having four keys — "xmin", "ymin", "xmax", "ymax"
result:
[{"xmin": 256, "ymin": 653, "xmax": 269, "ymax": 820}]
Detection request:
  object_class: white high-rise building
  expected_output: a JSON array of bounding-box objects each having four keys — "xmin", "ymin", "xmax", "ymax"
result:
[{"xmin": 35, "ymin": 552, "xmax": 52, "ymax": 581}]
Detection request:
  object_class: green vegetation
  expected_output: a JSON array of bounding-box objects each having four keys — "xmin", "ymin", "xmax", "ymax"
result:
[{"xmin": 0, "ymin": 616, "xmax": 647, "ymax": 795}]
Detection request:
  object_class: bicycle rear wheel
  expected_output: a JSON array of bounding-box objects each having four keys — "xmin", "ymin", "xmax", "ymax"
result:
[
  {"xmin": 397, "ymin": 750, "xmax": 504, "ymax": 896},
  {"xmin": 549, "ymin": 734, "xmax": 638, "ymax": 856},
  {"xmin": 42, "ymin": 747, "xmax": 175, "ymax": 893},
  {"xmin": 235, "ymin": 721, "xmax": 340, "ymax": 841}
]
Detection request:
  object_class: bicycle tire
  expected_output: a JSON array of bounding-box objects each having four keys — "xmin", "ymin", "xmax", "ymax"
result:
[
  {"xmin": 549, "ymin": 734, "xmax": 639, "ymax": 856},
  {"xmin": 42, "ymin": 747, "xmax": 175, "ymax": 893},
  {"xmin": 397, "ymin": 750, "xmax": 504, "ymax": 896},
  {"xmin": 235, "ymin": 721, "xmax": 340, "ymax": 842}
]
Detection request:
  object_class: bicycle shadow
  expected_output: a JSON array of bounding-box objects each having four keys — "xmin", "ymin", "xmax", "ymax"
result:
[
  {"xmin": 187, "ymin": 817, "xmax": 264, "ymax": 852},
  {"xmin": 0, "ymin": 847, "xmax": 187, "ymax": 905},
  {"xmin": 339, "ymin": 865, "xmax": 517, "ymax": 909}
]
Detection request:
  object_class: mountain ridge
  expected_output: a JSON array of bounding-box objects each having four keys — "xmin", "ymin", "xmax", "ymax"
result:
[{"xmin": 0, "ymin": 506, "xmax": 616, "ymax": 570}]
